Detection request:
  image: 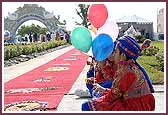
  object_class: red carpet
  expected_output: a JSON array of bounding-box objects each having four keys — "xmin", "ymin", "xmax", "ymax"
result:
[{"xmin": 4, "ymin": 48, "xmax": 88, "ymax": 111}]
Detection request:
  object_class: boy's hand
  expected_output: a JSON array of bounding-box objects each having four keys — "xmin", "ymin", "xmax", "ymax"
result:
[
  {"xmin": 85, "ymin": 78, "xmax": 94, "ymax": 84},
  {"xmin": 93, "ymin": 84, "xmax": 106, "ymax": 92}
]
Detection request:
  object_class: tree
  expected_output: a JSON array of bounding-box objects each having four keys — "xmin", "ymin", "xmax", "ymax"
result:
[
  {"xmin": 55, "ymin": 15, "xmax": 66, "ymax": 25},
  {"xmin": 75, "ymin": 4, "xmax": 91, "ymax": 28},
  {"xmin": 17, "ymin": 24, "xmax": 48, "ymax": 36},
  {"xmin": 17, "ymin": 25, "xmax": 30, "ymax": 36}
]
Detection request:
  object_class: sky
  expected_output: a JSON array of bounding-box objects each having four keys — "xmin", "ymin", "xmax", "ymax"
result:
[{"xmin": 2, "ymin": 2, "xmax": 166, "ymax": 32}]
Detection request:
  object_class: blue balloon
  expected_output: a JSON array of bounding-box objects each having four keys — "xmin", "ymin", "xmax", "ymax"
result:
[{"xmin": 92, "ymin": 34, "xmax": 114, "ymax": 61}]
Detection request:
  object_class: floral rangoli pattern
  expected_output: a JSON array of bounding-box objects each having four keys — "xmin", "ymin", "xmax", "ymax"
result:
[
  {"xmin": 33, "ymin": 77, "xmax": 51, "ymax": 82},
  {"xmin": 44, "ymin": 67, "xmax": 69, "ymax": 72},
  {"xmin": 5, "ymin": 101, "xmax": 48, "ymax": 111},
  {"xmin": 54, "ymin": 63, "xmax": 71, "ymax": 66},
  {"xmin": 5, "ymin": 87, "xmax": 57, "ymax": 94}
]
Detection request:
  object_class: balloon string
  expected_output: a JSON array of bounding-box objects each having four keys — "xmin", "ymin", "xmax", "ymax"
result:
[
  {"xmin": 93, "ymin": 65, "xmax": 96, "ymax": 85},
  {"xmin": 90, "ymin": 56, "xmax": 96, "ymax": 84},
  {"xmin": 93, "ymin": 59, "xmax": 96, "ymax": 85}
]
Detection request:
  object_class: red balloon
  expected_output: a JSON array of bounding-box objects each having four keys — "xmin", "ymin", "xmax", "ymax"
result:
[{"xmin": 88, "ymin": 4, "xmax": 108, "ymax": 28}]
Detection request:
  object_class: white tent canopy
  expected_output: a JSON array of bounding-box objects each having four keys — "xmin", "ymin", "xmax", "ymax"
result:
[
  {"xmin": 117, "ymin": 15, "xmax": 152, "ymax": 24},
  {"xmin": 124, "ymin": 25, "xmax": 137, "ymax": 36}
]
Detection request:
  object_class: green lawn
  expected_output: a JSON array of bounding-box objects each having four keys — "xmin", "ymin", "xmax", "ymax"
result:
[
  {"xmin": 151, "ymin": 41, "xmax": 164, "ymax": 51},
  {"xmin": 137, "ymin": 41, "xmax": 164, "ymax": 84}
]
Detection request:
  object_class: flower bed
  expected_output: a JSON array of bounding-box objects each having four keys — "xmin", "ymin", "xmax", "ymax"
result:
[{"xmin": 4, "ymin": 40, "xmax": 67, "ymax": 60}]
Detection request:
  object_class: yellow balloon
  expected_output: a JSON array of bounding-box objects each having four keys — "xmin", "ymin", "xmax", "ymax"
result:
[{"xmin": 90, "ymin": 25, "xmax": 97, "ymax": 35}]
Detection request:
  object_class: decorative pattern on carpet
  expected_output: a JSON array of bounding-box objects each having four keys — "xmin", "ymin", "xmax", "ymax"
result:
[
  {"xmin": 33, "ymin": 77, "xmax": 52, "ymax": 82},
  {"xmin": 54, "ymin": 63, "xmax": 71, "ymax": 66},
  {"xmin": 44, "ymin": 67, "xmax": 69, "ymax": 72},
  {"xmin": 64, "ymin": 58, "xmax": 77, "ymax": 61},
  {"xmin": 4, "ymin": 101, "xmax": 48, "ymax": 111},
  {"xmin": 5, "ymin": 87, "xmax": 57, "ymax": 94}
]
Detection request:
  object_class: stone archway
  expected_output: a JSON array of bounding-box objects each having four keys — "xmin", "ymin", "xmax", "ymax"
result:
[{"xmin": 4, "ymin": 4, "xmax": 66, "ymax": 38}]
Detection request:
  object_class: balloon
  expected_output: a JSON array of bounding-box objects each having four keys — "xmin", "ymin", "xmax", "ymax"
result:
[
  {"xmin": 88, "ymin": 4, "xmax": 108, "ymax": 28},
  {"xmin": 92, "ymin": 34, "xmax": 114, "ymax": 61},
  {"xmin": 71, "ymin": 27, "xmax": 92, "ymax": 53},
  {"xmin": 90, "ymin": 25, "xmax": 97, "ymax": 35},
  {"xmin": 97, "ymin": 21, "xmax": 119, "ymax": 42},
  {"xmin": 81, "ymin": 30, "xmax": 96, "ymax": 56},
  {"xmin": 81, "ymin": 30, "xmax": 95, "ymax": 56},
  {"xmin": 89, "ymin": 30, "xmax": 96, "ymax": 40}
]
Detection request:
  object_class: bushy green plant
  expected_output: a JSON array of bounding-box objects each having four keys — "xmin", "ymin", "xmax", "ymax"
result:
[
  {"xmin": 4, "ymin": 47, "xmax": 10, "ymax": 60},
  {"xmin": 30, "ymin": 43, "xmax": 37, "ymax": 53},
  {"xmin": 4, "ymin": 40, "xmax": 67, "ymax": 60},
  {"xmin": 36, "ymin": 43, "xmax": 44, "ymax": 53},
  {"xmin": 155, "ymin": 51, "xmax": 164, "ymax": 72},
  {"xmin": 16, "ymin": 45, "xmax": 23, "ymax": 56},
  {"xmin": 51, "ymin": 41, "xmax": 57, "ymax": 48},
  {"xmin": 9, "ymin": 45, "xmax": 18, "ymax": 58},
  {"xmin": 134, "ymin": 35, "xmax": 146, "ymax": 43},
  {"xmin": 141, "ymin": 46, "xmax": 160, "ymax": 56},
  {"xmin": 22, "ymin": 45, "xmax": 32, "ymax": 55},
  {"xmin": 60, "ymin": 40, "xmax": 66, "ymax": 45},
  {"xmin": 41, "ymin": 42, "xmax": 48, "ymax": 50},
  {"xmin": 47, "ymin": 42, "xmax": 53, "ymax": 49}
]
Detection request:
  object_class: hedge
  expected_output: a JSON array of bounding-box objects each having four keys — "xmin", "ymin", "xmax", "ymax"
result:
[{"xmin": 4, "ymin": 40, "xmax": 67, "ymax": 60}]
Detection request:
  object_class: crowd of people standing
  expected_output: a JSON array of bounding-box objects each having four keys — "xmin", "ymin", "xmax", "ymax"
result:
[{"xmin": 4, "ymin": 30, "xmax": 70, "ymax": 44}]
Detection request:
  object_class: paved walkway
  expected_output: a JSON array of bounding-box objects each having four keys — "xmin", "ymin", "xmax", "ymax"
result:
[{"xmin": 3, "ymin": 45, "xmax": 165, "ymax": 112}]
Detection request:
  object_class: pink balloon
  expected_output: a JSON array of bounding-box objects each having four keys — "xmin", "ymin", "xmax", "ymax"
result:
[
  {"xmin": 97, "ymin": 21, "xmax": 119, "ymax": 41},
  {"xmin": 88, "ymin": 4, "xmax": 108, "ymax": 28}
]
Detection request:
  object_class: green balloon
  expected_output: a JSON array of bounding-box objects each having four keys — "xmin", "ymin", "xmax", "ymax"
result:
[{"xmin": 71, "ymin": 27, "xmax": 92, "ymax": 53}]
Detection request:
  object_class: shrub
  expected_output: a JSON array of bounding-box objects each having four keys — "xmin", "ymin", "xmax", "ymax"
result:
[
  {"xmin": 4, "ymin": 40, "xmax": 67, "ymax": 60},
  {"xmin": 9, "ymin": 45, "xmax": 18, "ymax": 58},
  {"xmin": 36, "ymin": 43, "xmax": 44, "ymax": 52},
  {"xmin": 141, "ymin": 46, "xmax": 160, "ymax": 56},
  {"xmin": 16, "ymin": 45, "xmax": 23, "ymax": 56},
  {"xmin": 155, "ymin": 51, "xmax": 164, "ymax": 72},
  {"xmin": 4, "ymin": 47, "xmax": 10, "ymax": 60},
  {"xmin": 134, "ymin": 35, "xmax": 146, "ymax": 43},
  {"xmin": 30, "ymin": 43, "xmax": 37, "ymax": 53},
  {"xmin": 22, "ymin": 45, "xmax": 32, "ymax": 55}
]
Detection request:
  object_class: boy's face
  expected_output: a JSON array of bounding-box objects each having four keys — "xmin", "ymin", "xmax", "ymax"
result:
[
  {"xmin": 112, "ymin": 48, "xmax": 121, "ymax": 64},
  {"xmin": 97, "ymin": 60, "xmax": 106, "ymax": 69},
  {"xmin": 107, "ymin": 52, "xmax": 114, "ymax": 62}
]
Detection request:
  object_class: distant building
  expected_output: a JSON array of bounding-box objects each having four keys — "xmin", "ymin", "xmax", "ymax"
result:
[
  {"xmin": 157, "ymin": 8, "xmax": 164, "ymax": 33},
  {"xmin": 116, "ymin": 15, "xmax": 153, "ymax": 39}
]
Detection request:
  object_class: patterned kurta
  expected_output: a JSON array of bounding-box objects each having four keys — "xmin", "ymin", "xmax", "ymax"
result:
[
  {"xmin": 85, "ymin": 62, "xmax": 115, "ymax": 97},
  {"xmin": 87, "ymin": 61, "xmax": 155, "ymax": 111}
]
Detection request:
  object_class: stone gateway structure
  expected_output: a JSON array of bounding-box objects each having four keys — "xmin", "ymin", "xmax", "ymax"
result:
[{"xmin": 4, "ymin": 4, "xmax": 66, "ymax": 38}]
